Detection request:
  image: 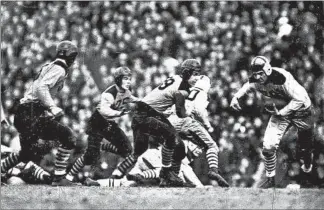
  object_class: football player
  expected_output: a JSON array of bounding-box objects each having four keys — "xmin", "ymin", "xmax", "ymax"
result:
[
  {"xmin": 1, "ymin": 40, "xmax": 79, "ymax": 186},
  {"xmin": 120, "ymin": 59, "xmax": 201, "ymax": 187},
  {"xmin": 64, "ymin": 67, "xmax": 139, "ymax": 184},
  {"xmin": 230, "ymin": 56, "xmax": 315, "ymax": 188},
  {"xmin": 167, "ymin": 75, "xmax": 229, "ymax": 187}
]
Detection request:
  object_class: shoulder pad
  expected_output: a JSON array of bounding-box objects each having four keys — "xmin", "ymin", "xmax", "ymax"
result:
[{"xmin": 104, "ymin": 85, "xmax": 118, "ymax": 98}]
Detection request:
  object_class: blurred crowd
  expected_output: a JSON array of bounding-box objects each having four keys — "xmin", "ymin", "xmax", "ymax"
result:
[{"xmin": 1, "ymin": 1, "xmax": 324, "ymax": 187}]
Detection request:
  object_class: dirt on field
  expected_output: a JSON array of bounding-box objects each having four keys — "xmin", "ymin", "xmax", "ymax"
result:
[{"xmin": 1, "ymin": 185, "xmax": 324, "ymax": 209}]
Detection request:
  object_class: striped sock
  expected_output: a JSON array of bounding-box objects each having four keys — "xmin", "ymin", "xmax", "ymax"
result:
[
  {"xmin": 206, "ymin": 148, "xmax": 219, "ymax": 169},
  {"xmin": 117, "ymin": 154, "xmax": 136, "ymax": 175},
  {"xmin": 1, "ymin": 153, "xmax": 20, "ymax": 173},
  {"xmin": 66, "ymin": 155, "xmax": 85, "ymax": 181},
  {"xmin": 171, "ymin": 160, "xmax": 181, "ymax": 175},
  {"xmin": 54, "ymin": 147, "xmax": 71, "ymax": 176},
  {"xmin": 32, "ymin": 163, "xmax": 50, "ymax": 181},
  {"xmin": 161, "ymin": 145, "xmax": 173, "ymax": 167},
  {"xmin": 264, "ymin": 153, "xmax": 277, "ymax": 177},
  {"xmin": 142, "ymin": 169, "xmax": 159, "ymax": 179},
  {"xmin": 101, "ymin": 142, "xmax": 119, "ymax": 154}
]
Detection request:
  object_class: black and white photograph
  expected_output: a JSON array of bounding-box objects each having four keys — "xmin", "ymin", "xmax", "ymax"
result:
[{"xmin": 1, "ymin": 1, "xmax": 324, "ymax": 209}]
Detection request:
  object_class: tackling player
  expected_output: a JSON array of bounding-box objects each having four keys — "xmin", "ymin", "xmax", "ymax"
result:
[
  {"xmin": 1, "ymin": 40, "xmax": 79, "ymax": 186},
  {"xmin": 230, "ymin": 56, "xmax": 315, "ymax": 188},
  {"xmin": 124, "ymin": 59, "xmax": 201, "ymax": 187},
  {"xmin": 63, "ymin": 67, "xmax": 139, "ymax": 183},
  {"xmin": 167, "ymin": 75, "xmax": 229, "ymax": 187}
]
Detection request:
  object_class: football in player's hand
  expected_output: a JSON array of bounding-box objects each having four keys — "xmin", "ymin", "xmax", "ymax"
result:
[{"xmin": 263, "ymin": 97, "xmax": 287, "ymax": 110}]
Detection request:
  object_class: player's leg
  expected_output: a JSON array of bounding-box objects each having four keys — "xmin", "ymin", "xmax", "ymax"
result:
[
  {"xmin": 2, "ymin": 102, "xmax": 40, "ymax": 174},
  {"xmin": 184, "ymin": 119, "xmax": 229, "ymax": 187},
  {"xmin": 65, "ymin": 134, "xmax": 102, "ymax": 183},
  {"xmin": 18, "ymin": 161, "xmax": 52, "ymax": 184},
  {"xmin": 126, "ymin": 145, "xmax": 162, "ymax": 184},
  {"xmin": 260, "ymin": 115, "xmax": 291, "ymax": 188},
  {"xmin": 35, "ymin": 117, "xmax": 77, "ymax": 185},
  {"xmin": 103, "ymin": 123, "xmax": 135, "ymax": 178},
  {"xmin": 139, "ymin": 116, "xmax": 178, "ymax": 167},
  {"xmin": 292, "ymin": 107, "xmax": 315, "ymax": 173},
  {"xmin": 101, "ymin": 141, "xmax": 119, "ymax": 154},
  {"xmin": 1, "ymin": 134, "xmax": 36, "ymax": 175}
]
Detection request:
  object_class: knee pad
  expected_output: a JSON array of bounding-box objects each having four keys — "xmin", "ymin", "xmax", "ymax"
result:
[{"xmin": 172, "ymin": 141, "xmax": 186, "ymax": 162}]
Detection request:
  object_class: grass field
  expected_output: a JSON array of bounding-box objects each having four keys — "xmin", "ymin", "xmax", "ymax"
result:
[{"xmin": 1, "ymin": 185, "xmax": 324, "ymax": 209}]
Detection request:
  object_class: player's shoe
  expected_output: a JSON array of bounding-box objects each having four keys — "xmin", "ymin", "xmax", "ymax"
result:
[
  {"xmin": 52, "ymin": 175, "xmax": 80, "ymax": 186},
  {"xmin": 19, "ymin": 165, "xmax": 38, "ymax": 184},
  {"xmin": 159, "ymin": 167, "xmax": 194, "ymax": 188},
  {"xmin": 259, "ymin": 177, "xmax": 275, "ymax": 189},
  {"xmin": 301, "ymin": 152, "xmax": 313, "ymax": 173},
  {"xmin": 126, "ymin": 173, "xmax": 145, "ymax": 184},
  {"xmin": 83, "ymin": 177, "xmax": 100, "ymax": 186},
  {"xmin": 208, "ymin": 168, "xmax": 229, "ymax": 187}
]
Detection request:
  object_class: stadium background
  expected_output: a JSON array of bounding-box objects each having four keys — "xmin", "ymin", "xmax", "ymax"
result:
[{"xmin": 1, "ymin": 1, "xmax": 324, "ymax": 187}]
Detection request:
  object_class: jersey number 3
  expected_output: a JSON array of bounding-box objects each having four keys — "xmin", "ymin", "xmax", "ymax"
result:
[{"xmin": 158, "ymin": 77, "xmax": 175, "ymax": 90}]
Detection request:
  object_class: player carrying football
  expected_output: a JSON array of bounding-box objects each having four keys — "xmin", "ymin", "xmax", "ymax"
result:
[
  {"xmin": 230, "ymin": 56, "xmax": 315, "ymax": 188},
  {"xmin": 64, "ymin": 67, "xmax": 139, "ymax": 183},
  {"xmin": 0, "ymin": 40, "xmax": 79, "ymax": 186}
]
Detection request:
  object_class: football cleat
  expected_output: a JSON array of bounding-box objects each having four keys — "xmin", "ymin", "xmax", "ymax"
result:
[
  {"xmin": 208, "ymin": 168, "xmax": 229, "ymax": 187},
  {"xmin": 259, "ymin": 177, "xmax": 275, "ymax": 189},
  {"xmin": 52, "ymin": 175, "xmax": 80, "ymax": 186},
  {"xmin": 159, "ymin": 167, "xmax": 194, "ymax": 188}
]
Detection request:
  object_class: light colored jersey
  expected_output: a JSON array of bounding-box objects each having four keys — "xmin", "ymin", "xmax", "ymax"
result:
[
  {"xmin": 20, "ymin": 59, "xmax": 68, "ymax": 108},
  {"xmin": 142, "ymin": 75, "xmax": 190, "ymax": 113},
  {"xmin": 167, "ymin": 87, "xmax": 212, "ymax": 129},
  {"xmin": 97, "ymin": 84, "xmax": 138, "ymax": 121},
  {"xmin": 235, "ymin": 67, "xmax": 311, "ymax": 116}
]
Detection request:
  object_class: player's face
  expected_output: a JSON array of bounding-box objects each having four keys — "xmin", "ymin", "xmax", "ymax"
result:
[
  {"xmin": 188, "ymin": 71, "xmax": 201, "ymax": 86},
  {"xmin": 121, "ymin": 76, "xmax": 131, "ymax": 90},
  {"xmin": 251, "ymin": 71, "xmax": 268, "ymax": 84}
]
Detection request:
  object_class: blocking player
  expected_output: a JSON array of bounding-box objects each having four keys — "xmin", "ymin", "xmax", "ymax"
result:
[
  {"xmin": 64, "ymin": 67, "xmax": 139, "ymax": 183},
  {"xmin": 230, "ymin": 56, "xmax": 315, "ymax": 188},
  {"xmin": 167, "ymin": 75, "xmax": 229, "ymax": 187},
  {"xmin": 0, "ymin": 40, "xmax": 79, "ymax": 186},
  {"xmin": 122, "ymin": 59, "xmax": 201, "ymax": 187}
]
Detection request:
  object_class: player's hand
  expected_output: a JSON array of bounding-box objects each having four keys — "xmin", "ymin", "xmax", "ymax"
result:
[
  {"xmin": 207, "ymin": 127, "xmax": 214, "ymax": 133},
  {"xmin": 49, "ymin": 106, "xmax": 64, "ymax": 118},
  {"xmin": 119, "ymin": 108, "xmax": 131, "ymax": 116},
  {"xmin": 265, "ymin": 103, "xmax": 280, "ymax": 116},
  {"xmin": 230, "ymin": 97, "xmax": 242, "ymax": 111}
]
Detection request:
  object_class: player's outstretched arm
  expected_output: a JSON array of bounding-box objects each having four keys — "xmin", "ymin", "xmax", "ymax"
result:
[{"xmin": 230, "ymin": 82, "xmax": 255, "ymax": 111}]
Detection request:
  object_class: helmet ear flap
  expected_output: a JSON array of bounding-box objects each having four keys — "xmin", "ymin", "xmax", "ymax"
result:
[{"xmin": 263, "ymin": 62, "xmax": 272, "ymax": 76}]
